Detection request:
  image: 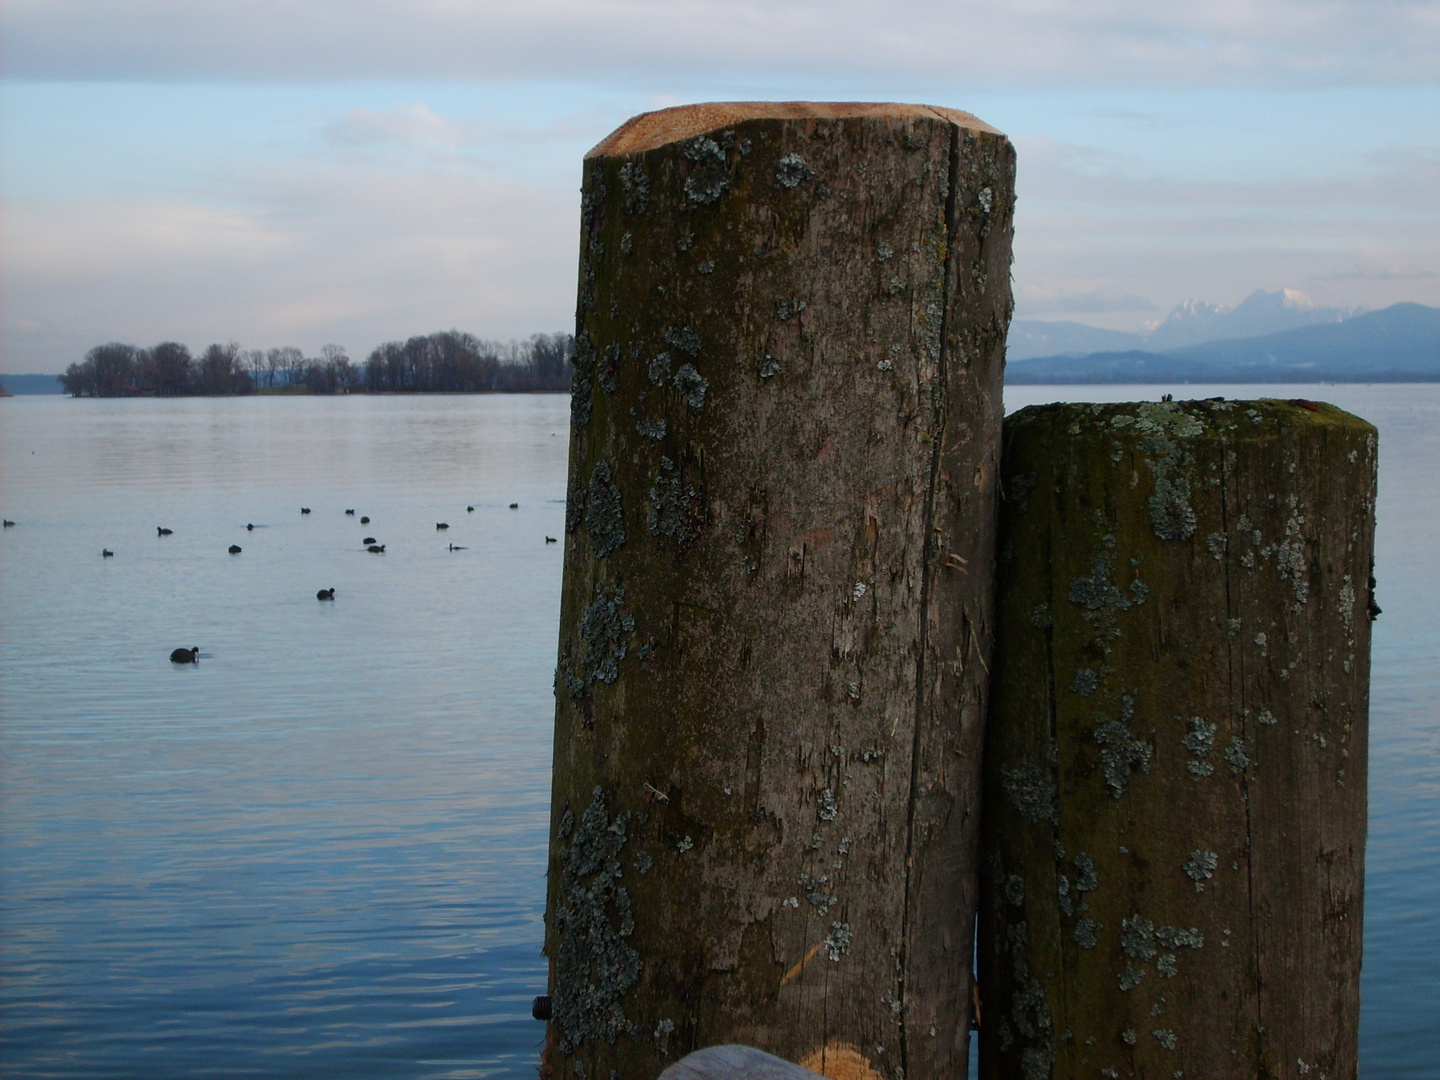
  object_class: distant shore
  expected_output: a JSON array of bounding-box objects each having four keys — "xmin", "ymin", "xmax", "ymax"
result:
[
  {"xmin": 0, "ymin": 375, "xmax": 571, "ymax": 397},
  {"xmin": 10, "ymin": 372, "xmax": 1440, "ymax": 397}
]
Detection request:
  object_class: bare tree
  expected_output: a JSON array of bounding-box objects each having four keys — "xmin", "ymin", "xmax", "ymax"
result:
[
  {"xmin": 244, "ymin": 349, "xmax": 267, "ymax": 388},
  {"xmin": 198, "ymin": 342, "xmax": 253, "ymax": 395}
]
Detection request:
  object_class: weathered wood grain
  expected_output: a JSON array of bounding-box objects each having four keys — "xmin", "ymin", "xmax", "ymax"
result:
[
  {"xmin": 542, "ymin": 102, "xmax": 1014, "ymax": 1080},
  {"xmin": 979, "ymin": 399, "xmax": 1377, "ymax": 1080}
]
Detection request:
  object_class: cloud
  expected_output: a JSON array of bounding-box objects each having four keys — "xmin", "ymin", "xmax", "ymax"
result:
[
  {"xmin": 1, "ymin": 165, "xmax": 580, "ymax": 369},
  {"xmin": 1018, "ymin": 142, "xmax": 1440, "ymax": 215},
  {"xmin": 5, "ymin": 67, "xmax": 1439, "ymax": 369},
  {"xmin": 1316, "ymin": 266, "xmax": 1439, "ymax": 281},
  {"xmin": 1001, "ymin": 130, "xmax": 1440, "ymax": 327},
  {"xmin": 1018, "ymin": 288, "xmax": 1159, "ymax": 316},
  {"xmin": 9, "ymin": 200, "xmax": 292, "ymax": 281},
  {"xmin": 5, "ymin": 0, "xmax": 1439, "ymax": 89},
  {"xmin": 323, "ymin": 104, "xmax": 473, "ymax": 150}
]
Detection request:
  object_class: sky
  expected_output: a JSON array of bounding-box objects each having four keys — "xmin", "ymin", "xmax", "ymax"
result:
[{"xmin": 2, "ymin": 0, "xmax": 1439, "ymax": 373}]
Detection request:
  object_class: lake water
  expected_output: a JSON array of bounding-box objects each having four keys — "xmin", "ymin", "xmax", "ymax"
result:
[{"xmin": 1, "ymin": 387, "xmax": 1436, "ymax": 1079}]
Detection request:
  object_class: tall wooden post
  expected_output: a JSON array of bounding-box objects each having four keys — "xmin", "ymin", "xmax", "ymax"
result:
[
  {"xmin": 979, "ymin": 400, "xmax": 1376, "ymax": 1080},
  {"xmin": 543, "ymin": 103, "xmax": 1014, "ymax": 1080}
]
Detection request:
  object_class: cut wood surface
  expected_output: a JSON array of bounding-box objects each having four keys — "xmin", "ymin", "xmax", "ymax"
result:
[
  {"xmin": 979, "ymin": 399, "xmax": 1377, "ymax": 1080},
  {"xmin": 543, "ymin": 101, "xmax": 1014, "ymax": 1080},
  {"xmin": 658, "ymin": 1044, "xmax": 824, "ymax": 1080}
]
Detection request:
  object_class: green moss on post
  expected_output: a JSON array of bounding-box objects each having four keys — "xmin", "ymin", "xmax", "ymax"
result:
[
  {"xmin": 543, "ymin": 103, "xmax": 1015, "ymax": 1080},
  {"xmin": 979, "ymin": 399, "xmax": 1377, "ymax": 1080}
]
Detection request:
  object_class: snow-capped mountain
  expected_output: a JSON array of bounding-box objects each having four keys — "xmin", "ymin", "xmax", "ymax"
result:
[{"xmin": 1142, "ymin": 289, "xmax": 1353, "ymax": 350}]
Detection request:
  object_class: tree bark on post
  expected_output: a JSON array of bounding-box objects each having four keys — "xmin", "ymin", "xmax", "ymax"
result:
[
  {"xmin": 543, "ymin": 103, "xmax": 1014, "ymax": 1080},
  {"xmin": 979, "ymin": 399, "xmax": 1377, "ymax": 1080}
]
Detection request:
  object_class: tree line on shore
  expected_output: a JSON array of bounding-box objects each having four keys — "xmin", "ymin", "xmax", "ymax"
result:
[{"xmin": 58, "ymin": 332, "xmax": 575, "ymax": 397}]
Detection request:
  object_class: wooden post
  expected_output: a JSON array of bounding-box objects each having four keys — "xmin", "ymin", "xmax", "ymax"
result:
[
  {"xmin": 543, "ymin": 103, "xmax": 1014, "ymax": 1080},
  {"xmin": 978, "ymin": 399, "xmax": 1377, "ymax": 1079}
]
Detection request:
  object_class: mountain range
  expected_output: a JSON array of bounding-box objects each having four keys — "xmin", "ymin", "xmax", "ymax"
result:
[
  {"xmin": 1008, "ymin": 301, "xmax": 1440, "ymax": 384},
  {"xmin": 1009, "ymin": 289, "xmax": 1356, "ymax": 360}
]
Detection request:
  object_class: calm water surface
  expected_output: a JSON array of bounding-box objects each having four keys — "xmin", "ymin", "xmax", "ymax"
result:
[
  {"xmin": 2, "ymin": 395, "xmax": 569, "ymax": 1079},
  {"xmin": 1, "ymin": 387, "xmax": 1436, "ymax": 1078}
]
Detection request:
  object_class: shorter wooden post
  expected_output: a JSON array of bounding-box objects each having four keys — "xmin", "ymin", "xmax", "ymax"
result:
[{"xmin": 979, "ymin": 399, "xmax": 1376, "ymax": 1079}]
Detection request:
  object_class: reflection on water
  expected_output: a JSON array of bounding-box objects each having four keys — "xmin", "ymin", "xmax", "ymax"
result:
[{"xmin": 1, "ymin": 387, "xmax": 1436, "ymax": 1078}]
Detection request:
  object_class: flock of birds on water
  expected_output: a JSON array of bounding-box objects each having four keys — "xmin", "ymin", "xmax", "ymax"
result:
[{"xmin": 2, "ymin": 507, "xmax": 559, "ymax": 665}]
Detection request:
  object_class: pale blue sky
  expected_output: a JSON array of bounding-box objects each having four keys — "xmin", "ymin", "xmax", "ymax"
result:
[{"xmin": 3, "ymin": 0, "xmax": 1438, "ymax": 372}]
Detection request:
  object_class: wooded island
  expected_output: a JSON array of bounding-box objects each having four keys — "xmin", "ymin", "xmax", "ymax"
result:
[{"xmin": 58, "ymin": 331, "xmax": 575, "ymax": 396}]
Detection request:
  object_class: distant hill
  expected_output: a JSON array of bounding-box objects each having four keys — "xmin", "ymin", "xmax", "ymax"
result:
[
  {"xmin": 0, "ymin": 374, "xmax": 64, "ymax": 394},
  {"xmin": 1007, "ymin": 303, "xmax": 1440, "ymax": 384},
  {"xmin": 1008, "ymin": 320, "xmax": 1145, "ymax": 360}
]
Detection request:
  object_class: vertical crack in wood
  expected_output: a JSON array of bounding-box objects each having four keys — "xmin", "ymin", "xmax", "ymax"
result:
[
  {"xmin": 1042, "ymin": 429, "xmax": 1065, "ymax": 1020},
  {"xmin": 899, "ymin": 119, "xmax": 964, "ymax": 1080},
  {"xmin": 1221, "ymin": 433, "xmax": 1264, "ymax": 1062}
]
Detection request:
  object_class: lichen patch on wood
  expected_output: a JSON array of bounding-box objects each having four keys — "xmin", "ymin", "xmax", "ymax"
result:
[{"xmin": 552, "ymin": 787, "xmax": 642, "ymax": 1053}]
